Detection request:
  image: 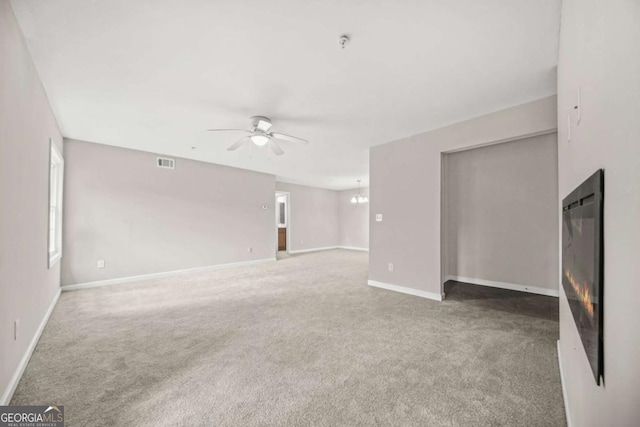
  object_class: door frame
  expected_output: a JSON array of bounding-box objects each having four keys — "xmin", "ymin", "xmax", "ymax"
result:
[{"xmin": 275, "ymin": 191, "xmax": 291, "ymax": 254}]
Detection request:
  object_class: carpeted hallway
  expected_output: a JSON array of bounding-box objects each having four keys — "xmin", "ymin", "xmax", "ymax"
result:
[{"xmin": 11, "ymin": 250, "xmax": 565, "ymax": 426}]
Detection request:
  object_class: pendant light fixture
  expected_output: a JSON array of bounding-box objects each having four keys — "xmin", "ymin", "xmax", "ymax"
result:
[{"xmin": 350, "ymin": 180, "xmax": 369, "ymax": 204}]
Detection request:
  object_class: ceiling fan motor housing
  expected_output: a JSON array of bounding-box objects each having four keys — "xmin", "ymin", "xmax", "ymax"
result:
[{"xmin": 250, "ymin": 116, "xmax": 272, "ymax": 131}]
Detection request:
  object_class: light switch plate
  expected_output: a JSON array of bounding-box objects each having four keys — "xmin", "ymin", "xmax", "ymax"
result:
[
  {"xmin": 376, "ymin": 214, "xmax": 383, "ymax": 222},
  {"xmin": 97, "ymin": 260, "xmax": 105, "ymax": 268}
]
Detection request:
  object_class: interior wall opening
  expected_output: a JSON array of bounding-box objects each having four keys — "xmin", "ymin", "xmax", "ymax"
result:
[{"xmin": 441, "ymin": 132, "xmax": 559, "ymax": 299}]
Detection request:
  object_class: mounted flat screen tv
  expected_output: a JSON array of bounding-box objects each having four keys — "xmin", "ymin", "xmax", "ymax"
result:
[{"xmin": 562, "ymin": 169, "xmax": 604, "ymax": 385}]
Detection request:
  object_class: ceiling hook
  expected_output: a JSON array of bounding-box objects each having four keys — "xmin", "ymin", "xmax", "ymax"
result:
[{"xmin": 339, "ymin": 35, "xmax": 350, "ymax": 49}]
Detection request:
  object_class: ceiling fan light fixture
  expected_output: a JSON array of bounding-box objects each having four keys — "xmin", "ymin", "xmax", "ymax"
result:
[
  {"xmin": 350, "ymin": 196, "xmax": 358, "ymax": 204},
  {"xmin": 250, "ymin": 134, "xmax": 270, "ymax": 146}
]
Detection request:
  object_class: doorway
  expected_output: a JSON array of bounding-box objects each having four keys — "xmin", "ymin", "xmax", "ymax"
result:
[
  {"xmin": 275, "ymin": 191, "xmax": 290, "ymax": 254},
  {"xmin": 440, "ymin": 132, "xmax": 559, "ymax": 298}
]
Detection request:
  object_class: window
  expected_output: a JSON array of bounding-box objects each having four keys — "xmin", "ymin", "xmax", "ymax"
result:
[{"xmin": 48, "ymin": 139, "xmax": 64, "ymax": 268}]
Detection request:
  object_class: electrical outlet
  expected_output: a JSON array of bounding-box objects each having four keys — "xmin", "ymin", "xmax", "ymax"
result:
[
  {"xmin": 97, "ymin": 260, "xmax": 105, "ymax": 269},
  {"xmin": 388, "ymin": 263, "xmax": 394, "ymax": 272},
  {"xmin": 376, "ymin": 214, "xmax": 383, "ymax": 222},
  {"xmin": 14, "ymin": 319, "xmax": 19, "ymax": 340},
  {"xmin": 248, "ymin": 247, "xmax": 252, "ymax": 253}
]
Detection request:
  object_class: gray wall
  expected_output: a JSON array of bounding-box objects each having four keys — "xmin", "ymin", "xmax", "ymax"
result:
[
  {"xmin": 557, "ymin": 0, "xmax": 640, "ymax": 424},
  {"xmin": 62, "ymin": 139, "xmax": 276, "ymax": 285},
  {"xmin": 443, "ymin": 133, "xmax": 558, "ymax": 290},
  {"xmin": 369, "ymin": 96, "xmax": 557, "ymax": 298},
  {"xmin": 275, "ymin": 182, "xmax": 339, "ymax": 252},
  {"xmin": 338, "ymin": 187, "xmax": 369, "ymax": 250},
  {"xmin": 0, "ymin": 0, "xmax": 63, "ymax": 403}
]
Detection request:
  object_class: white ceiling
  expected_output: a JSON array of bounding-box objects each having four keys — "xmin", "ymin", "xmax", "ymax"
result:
[{"xmin": 11, "ymin": 0, "xmax": 560, "ymax": 190}]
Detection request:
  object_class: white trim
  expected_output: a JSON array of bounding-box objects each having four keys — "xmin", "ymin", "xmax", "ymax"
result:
[
  {"xmin": 557, "ymin": 340, "xmax": 573, "ymax": 427},
  {"xmin": 338, "ymin": 246, "xmax": 369, "ymax": 252},
  {"xmin": 288, "ymin": 246, "xmax": 369, "ymax": 254},
  {"xmin": 1, "ymin": 288, "xmax": 61, "ymax": 405},
  {"xmin": 48, "ymin": 139, "xmax": 64, "ymax": 269},
  {"xmin": 48, "ymin": 252, "xmax": 61, "ymax": 269},
  {"xmin": 441, "ymin": 129, "xmax": 558, "ymax": 154},
  {"xmin": 288, "ymin": 246, "xmax": 340, "ymax": 254},
  {"xmin": 442, "ymin": 275, "xmax": 559, "ymax": 297},
  {"xmin": 367, "ymin": 280, "xmax": 443, "ymax": 302},
  {"xmin": 62, "ymin": 258, "xmax": 276, "ymax": 291}
]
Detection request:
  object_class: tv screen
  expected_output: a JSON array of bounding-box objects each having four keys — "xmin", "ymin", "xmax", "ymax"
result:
[{"xmin": 561, "ymin": 169, "xmax": 604, "ymax": 384}]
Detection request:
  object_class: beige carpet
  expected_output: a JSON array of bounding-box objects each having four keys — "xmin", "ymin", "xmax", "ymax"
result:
[{"xmin": 11, "ymin": 250, "xmax": 565, "ymax": 426}]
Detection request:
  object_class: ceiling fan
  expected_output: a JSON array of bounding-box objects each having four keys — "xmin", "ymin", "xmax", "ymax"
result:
[{"xmin": 208, "ymin": 116, "xmax": 308, "ymax": 156}]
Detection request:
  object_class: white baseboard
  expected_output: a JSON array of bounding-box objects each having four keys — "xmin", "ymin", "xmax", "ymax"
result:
[
  {"xmin": 1, "ymin": 288, "xmax": 61, "ymax": 405},
  {"xmin": 338, "ymin": 246, "xmax": 369, "ymax": 252},
  {"xmin": 443, "ymin": 275, "xmax": 559, "ymax": 297},
  {"xmin": 288, "ymin": 246, "xmax": 339, "ymax": 254},
  {"xmin": 367, "ymin": 280, "xmax": 443, "ymax": 302},
  {"xmin": 289, "ymin": 246, "xmax": 368, "ymax": 254},
  {"xmin": 62, "ymin": 258, "xmax": 277, "ymax": 291},
  {"xmin": 557, "ymin": 340, "xmax": 573, "ymax": 427}
]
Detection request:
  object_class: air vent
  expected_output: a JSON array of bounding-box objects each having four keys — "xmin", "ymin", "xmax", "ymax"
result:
[{"xmin": 156, "ymin": 157, "xmax": 175, "ymax": 169}]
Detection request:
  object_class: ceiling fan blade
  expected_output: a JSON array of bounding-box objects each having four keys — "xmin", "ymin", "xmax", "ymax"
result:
[
  {"xmin": 227, "ymin": 137, "xmax": 249, "ymax": 151},
  {"xmin": 269, "ymin": 139, "xmax": 285, "ymax": 156},
  {"xmin": 207, "ymin": 129, "xmax": 250, "ymax": 133},
  {"xmin": 270, "ymin": 132, "xmax": 309, "ymax": 144}
]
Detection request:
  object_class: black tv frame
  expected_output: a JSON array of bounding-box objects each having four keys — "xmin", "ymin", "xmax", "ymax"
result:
[{"xmin": 561, "ymin": 169, "xmax": 604, "ymax": 385}]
